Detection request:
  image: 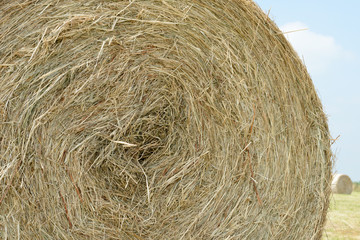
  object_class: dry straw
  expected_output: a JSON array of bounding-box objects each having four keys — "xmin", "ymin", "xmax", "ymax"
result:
[
  {"xmin": 0, "ymin": 0, "xmax": 332, "ymax": 239},
  {"xmin": 331, "ymin": 174, "xmax": 353, "ymax": 195}
]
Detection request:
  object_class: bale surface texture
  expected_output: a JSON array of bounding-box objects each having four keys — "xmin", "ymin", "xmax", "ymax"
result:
[
  {"xmin": 0, "ymin": 0, "xmax": 332, "ymax": 239},
  {"xmin": 331, "ymin": 174, "xmax": 353, "ymax": 194}
]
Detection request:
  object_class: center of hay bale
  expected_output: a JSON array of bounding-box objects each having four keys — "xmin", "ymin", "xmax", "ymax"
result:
[{"xmin": 0, "ymin": 1, "xmax": 332, "ymax": 239}]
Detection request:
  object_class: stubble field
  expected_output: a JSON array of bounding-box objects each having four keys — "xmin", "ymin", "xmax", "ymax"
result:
[{"xmin": 323, "ymin": 187, "xmax": 360, "ymax": 240}]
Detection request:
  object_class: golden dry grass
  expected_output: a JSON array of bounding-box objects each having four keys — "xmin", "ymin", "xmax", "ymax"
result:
[
  {"xmin": 0, "ymin": 0, "xmax": 332, "ymax": 239},
  {"xmin": 323, "ymin": 192, "xmax": 360, "ymax": 240},
  {"xmin": 332, "ymin": 174, "xmax": 353, "ymax": 194}
]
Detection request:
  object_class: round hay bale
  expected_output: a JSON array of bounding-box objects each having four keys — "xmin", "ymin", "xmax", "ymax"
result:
[
  {"xmin": 0, "ymin": 0, "xmax": 332, "ymax": 239},
  {"xmin": 331, "ymin": 174, "xmax": 353, "ymax": 194}
]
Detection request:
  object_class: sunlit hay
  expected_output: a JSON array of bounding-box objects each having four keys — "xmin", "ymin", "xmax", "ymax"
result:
[
  {"xmin": 0, "ymin": 0, "xmax": 332, "ymax": 239},
  {"xmin": 332, "ymin": 174, "xmax": 353, "ymax": 195}
]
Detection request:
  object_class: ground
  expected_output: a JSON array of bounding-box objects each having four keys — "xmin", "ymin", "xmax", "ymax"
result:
[{"xmin": 323, "ymin": 191, "xmax": 360, "ymax": 240}]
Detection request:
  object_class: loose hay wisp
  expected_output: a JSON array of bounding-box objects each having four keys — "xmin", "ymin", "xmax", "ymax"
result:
[
  {"xmin": 331, "ymin": 174, "xmax": 353, "ymax": 195},
  {"xmin": 0, "ymin": 0, "xmax": 332, "ymax": 239}
]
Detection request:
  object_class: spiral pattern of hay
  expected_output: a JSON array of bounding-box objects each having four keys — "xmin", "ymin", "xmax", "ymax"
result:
[
  {"xmin": 0, "ymin": 1, "xmax": 332, "ymax": 239},
  {"xmin": 331, "ymin": 174, "xmax": 353, "ymax": 195}
]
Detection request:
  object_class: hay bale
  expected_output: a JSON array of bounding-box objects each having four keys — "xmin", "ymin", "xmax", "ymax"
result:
[
  {"xmin": 0, "ymin": 0, "xmax": 332, "ymax": 239},
  {"xmin": 331, "ymin": 174, "xmax": 353, "ymax": 194}
]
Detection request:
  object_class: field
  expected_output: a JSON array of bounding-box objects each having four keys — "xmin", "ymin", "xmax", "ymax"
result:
[{"xmin": 323, "ymin": 184, "xmax": 360, "ymax": 239}]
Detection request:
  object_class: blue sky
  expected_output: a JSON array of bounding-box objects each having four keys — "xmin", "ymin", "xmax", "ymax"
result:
[{"xmin": 255, "ymin": 1, "xmax": 360, "ymax": 181}]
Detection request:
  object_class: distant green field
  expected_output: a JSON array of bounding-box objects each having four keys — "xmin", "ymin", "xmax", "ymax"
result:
[
  {"xmin": 323, "ymin": 191, "xmax": 360, "ymax": 240},
  {"xmin": 353, "ymin": 182, "xmax": 360, "ymax": 192}
]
